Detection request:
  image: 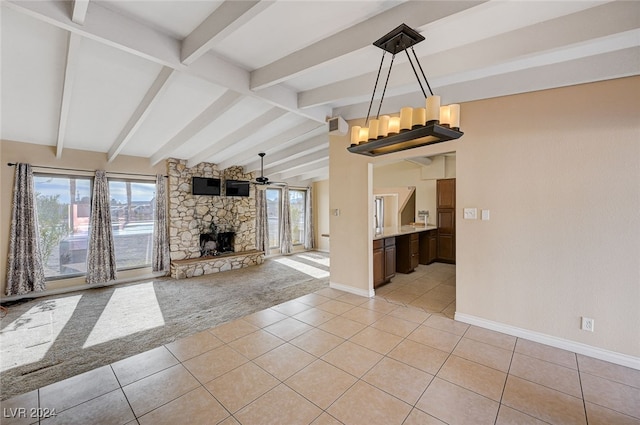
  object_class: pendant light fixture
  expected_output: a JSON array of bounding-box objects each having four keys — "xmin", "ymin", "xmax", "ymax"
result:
[{"xmin": 347, "ymin": 24, "xmax": 463, "ymax": 157}]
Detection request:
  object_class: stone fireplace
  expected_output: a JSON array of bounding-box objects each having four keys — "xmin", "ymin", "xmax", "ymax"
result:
[{"xmin": 168, "ymin": 158, "xmax": 264, "ymax": 278}]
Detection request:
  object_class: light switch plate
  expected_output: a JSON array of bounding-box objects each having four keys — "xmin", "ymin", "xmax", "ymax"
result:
[
  {"xmin": 463, "ymin": 208, "xmax": 477, "ymax": 219},
  {"xmin": 481, "ymin": 209, "xmax": 490, "ymax": 220}
]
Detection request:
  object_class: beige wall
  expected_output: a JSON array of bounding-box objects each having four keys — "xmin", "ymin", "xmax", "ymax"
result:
[
  {"xmin": 1, "ymin": 141, "xmax": 166, "ymax": 297},
  {"xmin": 313, "ymin": 180, "xmax": 330, "ymax": 252},
  {"xmin": 329, "ymin": 130, "xmax": 373, "ymax": 295},
  {"xmin": 330, "ymin": 76, "xmax": 640, "ymax": 358},
  {"xmin": 373, "ymin": 157, "xmax": 457, "ymax": 227}
]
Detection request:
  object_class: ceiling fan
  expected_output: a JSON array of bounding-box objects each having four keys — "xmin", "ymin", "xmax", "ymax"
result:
[{"xmin": 251, "ymin": 152, "xmax": 287, "ymax": 190}]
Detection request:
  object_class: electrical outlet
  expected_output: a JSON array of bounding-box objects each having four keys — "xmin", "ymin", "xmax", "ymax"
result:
[{"xmin": 581, "ymin": 317, "xmax": 594, "ymax": 332}]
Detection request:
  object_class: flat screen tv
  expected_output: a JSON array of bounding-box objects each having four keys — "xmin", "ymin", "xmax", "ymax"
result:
[
  {"xmin": 225, "ymin": 179, "xmax": 250, "ymax": 197},
  {"xmin": 192, "ymin": 177, "xmax": 221, "ymax": 196}
]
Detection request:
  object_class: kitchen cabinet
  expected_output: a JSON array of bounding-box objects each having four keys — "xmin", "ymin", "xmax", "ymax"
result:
[
  {"xmin": 373, "ymin": 239, "xmax": 385, "ymax": 288},
  {"xmin": 396, "ymin": 233, "xmax": 419, "ymax": 273},
  {"xmin": 373, "ymin": 237, "xmax": 396, "ymax": 288},
  {"xmin": 419, "ymin": 229, "xmax": 437, "ymax": 265},
  {"xmin": 384, "ymin": 237, "xmax": 396, "ymax": 282},
  {"xmin": 437, "ymin": 178, "xmax": 456, "ymax": 208},
  {"xmin": 437, "ymin": 178, "xmax": 456, "ymax": 263}
]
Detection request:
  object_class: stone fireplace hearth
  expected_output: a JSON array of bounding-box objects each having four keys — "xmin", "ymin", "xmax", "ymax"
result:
[{"xmin": 168, "ymin": 158, "xmax": 263, "ymax": 278}]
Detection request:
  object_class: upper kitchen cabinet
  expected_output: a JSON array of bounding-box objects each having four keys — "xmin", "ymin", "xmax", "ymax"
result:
[{"xmin": 437, "ymin": 178, "xmax": 456, "ymax": 209}]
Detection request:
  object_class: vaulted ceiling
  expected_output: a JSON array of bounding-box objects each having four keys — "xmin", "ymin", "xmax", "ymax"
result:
[{"xmin": 2, "ymin": 1, "xmax": 638, "ymax": 185}]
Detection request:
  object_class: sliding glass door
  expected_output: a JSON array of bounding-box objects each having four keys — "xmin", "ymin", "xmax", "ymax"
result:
[{"xmin": 265, "ymin": 187, "xmax": 308, "ymax": 250}]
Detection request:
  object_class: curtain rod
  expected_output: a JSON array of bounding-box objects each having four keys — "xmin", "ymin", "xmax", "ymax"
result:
[{"xmin": 6, "ymin": 162, "xmax": 167, "ymax": 178}]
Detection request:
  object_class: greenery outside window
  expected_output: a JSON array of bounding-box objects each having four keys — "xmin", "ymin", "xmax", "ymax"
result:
[
  {"xmin": 33, "ymin": 174, "xmax": 157, "ymax": 279},
  {"xmin": 34, "ymin": 174, "xmax": 93, "ymax": 279}
]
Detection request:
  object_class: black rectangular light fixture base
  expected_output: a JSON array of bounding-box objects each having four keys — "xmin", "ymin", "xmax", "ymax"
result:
[
  {"xmin": 373, "ymin": 23, "xmax": 425, "ymax": 54},
  {"xmin": 347, "ymin": 124, "xmax": 463, "ymax": 156}
]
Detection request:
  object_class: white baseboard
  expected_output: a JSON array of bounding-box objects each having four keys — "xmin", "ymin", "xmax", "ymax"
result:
[
  {"xmin": 329, "ymin": 281, "xmax": 374, "ymax": 298},
  {"xmin": 455, "ymin": 312, "xmax": 640, "ymax": 371}
]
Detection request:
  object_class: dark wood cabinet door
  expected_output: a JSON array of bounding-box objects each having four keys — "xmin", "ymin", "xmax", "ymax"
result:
[
  {"xmin": 438, "ymin": 210, "xmax": 455, "ymax": 234},
  {"xmin": 437, "ymin": 234, "xmax": 455, "ymax": 263},
  {"xmin": 410, "ymin": 237, "xmax": 419, "ymax": 269},
  {"xmin": 384, "ymin": 244, "xmax": 396, "ymax": 282},
  {"xmin": 428, "ymin": 233, "xmax": 437, "ymax": 263},
  {"xmin": 395, "ymin": 235, "xmax": 412, "ymax": 273},
  {"xmin": 419, "ymin": 230, "xmax": 438, "ymax": 265},
  {"xmin": 419, "ymin": 232, "xmax": 430, "ymax": 265},
  {"xmin": 373, "ymin": 246, "xmax": 385, "ymax": 288},
  {"xmin": 437, "ymin": 178, "xmax": 456, "ymax": 209},
  {"xmin": 437, "ymin": 178, "xmax": 456, "ymax": 264}
]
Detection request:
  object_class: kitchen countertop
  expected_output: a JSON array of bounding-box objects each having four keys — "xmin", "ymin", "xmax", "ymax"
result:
[{"xmin": 374, "ymin": 225, "xmax": 437, "ymax": 240}]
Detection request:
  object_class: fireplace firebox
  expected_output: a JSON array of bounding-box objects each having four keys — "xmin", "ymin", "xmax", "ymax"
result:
[{"xmin": 200, "ymin": 231, "xmax": 235, "ymax": 256}]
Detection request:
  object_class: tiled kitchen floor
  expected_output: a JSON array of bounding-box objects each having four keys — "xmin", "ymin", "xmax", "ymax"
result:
[{"xmin": 2, "ymin": 263, "xmax": 639, "ymax": 424}]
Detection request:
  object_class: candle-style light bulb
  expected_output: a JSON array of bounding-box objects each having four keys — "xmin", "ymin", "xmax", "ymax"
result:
[
  {"xmin": 449, "ymin": 104, "xmax": 460, "ymax": 130},
  {"xmin": 350, "ymin": 126, "xmax": 361, "ymax": 146},
  {"xmin": 399, "ymin": 107, "xmax": 413, "ymax": 131},
  {"xmin": 412, "ymin": 108, "xmax": 426, "ymax": 129},
  {"xmin": 358, "ymin": 127, "xmax": 369, "ymax": 144},
  {"xmin": 426, "ymin": 95, "xmax": 441, "ymax": 125},
  {"xmin": 378, "ymin": 115, "xmax": 390, "ymax": 138},
  {"xmin": 368, "ymin": 119, "xmax": 379, "ymax": 140},
  {"xmin": 440, "ymin": 105, "xmax": 451, "ymax": 128},
  {"xmin": 388, "ymin": 117, "xmax": 400, "ymax": 135}
]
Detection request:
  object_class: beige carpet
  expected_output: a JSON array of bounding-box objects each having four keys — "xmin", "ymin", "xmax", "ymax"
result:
[{"xmin": 0, "ymin": 251, "xmax": 329, "ymax": 400}]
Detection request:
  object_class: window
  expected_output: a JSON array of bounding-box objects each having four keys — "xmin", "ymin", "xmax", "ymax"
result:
[
  {"xmin": 266, "ymin": 188, "xmax": 281, "ymax": 248},
  {"xmin": 34, "ymin": 174, "xmax": 157, "ymax": 280},
  {"xmin": 34, "ymin": 175, "xmax": 92, "ymax": 279},
  {"xmin": 289, "ymin": 189, "xmax": 306, "ymax": 245},
  {"xmin": 108, "ymin": 180, "xmax": 156, "ymax": 270}
]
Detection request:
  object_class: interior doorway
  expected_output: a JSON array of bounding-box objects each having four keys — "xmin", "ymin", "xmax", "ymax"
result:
[{"xmin": 371, "ymin": 153, "xmax": 457, "ymax": 318}]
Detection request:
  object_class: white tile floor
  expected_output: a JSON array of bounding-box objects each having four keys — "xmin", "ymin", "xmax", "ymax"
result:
[{"xmin": 2, "ymin": 263, "xmax": 639, "ymax": 424}]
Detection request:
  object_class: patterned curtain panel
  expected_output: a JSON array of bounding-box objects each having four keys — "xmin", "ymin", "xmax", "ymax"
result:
[
  {"xmin": 280, "ymin": 186, "xmax": 293, "ymax": 254},
  {"xmin": 152, "ymin": 174, "xmax": 170, "ymax": 273},
  {"xmin": 304, "ymin": 186, "xmax": 315, "ymax": 250},
  {"xmin": 255, "ymin": 188, "xmax": 269, "ymax": 253},
  {"xmin": 86, "ymin": 170, "xmax": 116, "ymax": 284},
  {"xmin": 6, "ymin": 163, "xmax": 46, "ymax": 296}
]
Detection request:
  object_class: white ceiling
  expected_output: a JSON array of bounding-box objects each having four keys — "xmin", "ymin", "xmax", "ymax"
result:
[{"xmin": 2, "ymin": 0, "xmax": 639, "ymax": 185}]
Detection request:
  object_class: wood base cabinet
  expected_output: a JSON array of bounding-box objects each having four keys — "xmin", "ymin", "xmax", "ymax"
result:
[
  {"xmin": 419, "ymin": 230, "xmax": 437, "ymax": 265},
  {"xmin": 384, "ymin": 237, "xmax": 396, "ymax": 282},
  {"xmin": 396, "ymin": 233, "xmax": 419, "ymax": 273},
  {"xmin": 373, "ymin": 237, "xmax": 396, "ymax": 288}
]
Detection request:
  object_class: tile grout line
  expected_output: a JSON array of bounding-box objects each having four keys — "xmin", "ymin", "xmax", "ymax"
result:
[
  {"xmin": 176, "ymin": 346, "xmax": 236, "ymax": 423},
  {"xmin": 576, "ymin": 353, "xmax": 590, "ymax": 424},
  {"xmin": 405, "ymin": 316, "xmax": 470, "ymax": 424},
  {"xmin": 497, "ymin": 339, "xmax": 557, "ymax": 425},
  {"xmin": 108, "ymin": 364, "xmax": 137, "ymax": 423},
  {"xmin": 494, "ymin": 335, "xmax": 517, "ymax": 425}
]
